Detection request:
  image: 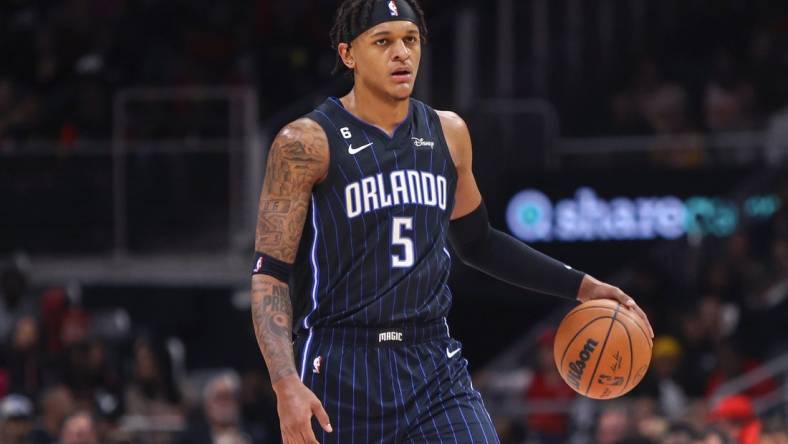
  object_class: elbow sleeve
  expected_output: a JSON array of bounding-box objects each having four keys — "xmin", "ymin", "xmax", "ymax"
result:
[{"xmin": 447, "ymin": 201, "xmax": 492, "ymax": 262}]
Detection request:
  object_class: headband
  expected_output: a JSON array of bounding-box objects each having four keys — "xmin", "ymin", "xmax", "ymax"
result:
[{"xmin": 349, "ymin": 0, "xmax": 421, "ymax": 42}]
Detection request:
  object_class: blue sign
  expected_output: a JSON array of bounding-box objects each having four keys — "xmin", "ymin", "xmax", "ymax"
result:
[{"xmin": 506, "ymin": 187, "xmax": 780, "ymax": 242}]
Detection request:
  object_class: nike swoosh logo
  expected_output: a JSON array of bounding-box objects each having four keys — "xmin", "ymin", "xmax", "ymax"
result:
[
  {"xmin": 446, "ymin": 347, "xmax": 461, "ymax": 358},
  {"xmin": 348, "ymin": 142, "xmax": 373, "ymax": 155}
]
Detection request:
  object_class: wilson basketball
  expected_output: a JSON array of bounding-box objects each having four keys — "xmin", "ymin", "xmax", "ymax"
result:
[{"xmin": 554, "ymin": 299, "xmax": 652, "ymax": 399}]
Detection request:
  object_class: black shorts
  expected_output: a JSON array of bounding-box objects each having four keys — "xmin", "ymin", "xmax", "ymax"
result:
[{"xmin": 295, "ymin": 319, "xmax": 500, "ymax": 443}]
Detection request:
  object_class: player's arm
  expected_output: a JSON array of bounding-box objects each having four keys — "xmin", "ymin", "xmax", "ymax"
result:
[
  {"xmin": 251, "ymin": 118, "xmax": 332, "ymax": 443},
  {"xmin": 438, "ymin": 111, "xmax": 653, "ymax": 338}
]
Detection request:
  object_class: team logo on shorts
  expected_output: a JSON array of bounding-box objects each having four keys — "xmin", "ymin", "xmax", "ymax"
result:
[
  {"xmin": 312, "ymin": 356, "xmax": 323, "ymax": 374},
  {"xmin": 388, "ymin": 1, "xmax": 399, "ymax": 16},
  {"xmin": 378, "ymin": 330, "xmax": 404, "ymax": 343}
]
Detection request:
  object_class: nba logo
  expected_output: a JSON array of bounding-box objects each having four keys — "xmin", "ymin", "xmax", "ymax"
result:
[
  {"xmin": 254, "ymin": 257, "xmax": 263, "ymax": 272},
  {"xmin": 388, "ymin": 0, "xmax": 399, "ymax": 16},
  {"xmin": 312, "ymin": 356, "xmax": 323, "ymax": 374}
]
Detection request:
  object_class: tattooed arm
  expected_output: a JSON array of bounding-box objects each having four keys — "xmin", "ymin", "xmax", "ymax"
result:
[{"xmin": 251, "ymin": 118, "xmax": 331, "ymax": 443}]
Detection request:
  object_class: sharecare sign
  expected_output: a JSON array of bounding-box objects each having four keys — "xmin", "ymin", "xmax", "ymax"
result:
[{"xmin": 506, "ymin": 187, "xmax": 779, "ymax": 242}]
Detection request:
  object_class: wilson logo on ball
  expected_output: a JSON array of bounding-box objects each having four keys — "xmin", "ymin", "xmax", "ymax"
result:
[{"xmin": 566, "ymin": 338, "xmax": 599, "ymax": 389}]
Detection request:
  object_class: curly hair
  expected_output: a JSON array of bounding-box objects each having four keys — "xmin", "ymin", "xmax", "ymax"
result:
[{"xmin": 329, "ymin": 0, "xmax": 428, "ymax": 75}]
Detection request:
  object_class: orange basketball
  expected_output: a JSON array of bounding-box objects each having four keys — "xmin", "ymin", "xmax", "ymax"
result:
[{"xmin": 553, "ymin": 299, "xmax": 652, "ymax": 400}]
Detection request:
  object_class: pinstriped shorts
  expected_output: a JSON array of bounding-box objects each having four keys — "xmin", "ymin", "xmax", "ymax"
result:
[{"xmin": 295, "ymin": 321, "xmax": 500, "ymax": 443}]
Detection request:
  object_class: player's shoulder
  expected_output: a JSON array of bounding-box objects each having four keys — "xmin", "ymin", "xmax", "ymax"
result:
[
  {"xmin": 276, "ymin": 117, "xmax": 328, "ymax": 147},
  {"xmin": 273, "ymin": 117, "xmax": 329, "ymax": 155},
  {"xmin": 432, "ymin": 109, "xmax": 471, "ymax": 167},
  {"xmin": 434, "ymin": 109, "xmax": 470, "ymax": 138},
  {"xmin": 434, "ymin": 109, "xmax": 463, "ymax": 123},
  {"xmin": 270, "ymin": 118, "xmax": 330, "ymax": 174}
]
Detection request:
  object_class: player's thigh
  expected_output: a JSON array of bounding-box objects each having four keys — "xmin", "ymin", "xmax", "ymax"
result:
[
  {"xmin": 406, "ymin": 385, "xmax": 499, "ymax": 444},
  {"xmin": 299, "ymin": 340, "xmax": 398, "ymax": 443},
  {"xmin": 405, "ymin": 339, "xmax": 500, "ymax": 443}
]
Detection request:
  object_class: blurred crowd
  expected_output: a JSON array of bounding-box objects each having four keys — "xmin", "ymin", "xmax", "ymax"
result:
[
  {"xmin": 551, "ymin": 1, "xmax": 788, "ymax": 140},
  {"xmin": 607, "ymin": 42, "xmax": 788, "ymax": 137},
  {"xmin": 0, "ymin": 0, "xmax": 470, "ymax": 145},
  {"xmin": 0, "ymin": 0, "xmax": 340, "ymax": 144},
  {"xmin": 0, "ymin": 266, "xmax": 280, "ymax": 444},
  {"xmin": 2, "ymin": 0, "xmax": 787, "ymax": 145}
]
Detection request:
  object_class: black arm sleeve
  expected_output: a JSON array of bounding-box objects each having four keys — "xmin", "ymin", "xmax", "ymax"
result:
[{"xmin": 448, "ymin": 202, "xmax": 585, "ymax": 300}]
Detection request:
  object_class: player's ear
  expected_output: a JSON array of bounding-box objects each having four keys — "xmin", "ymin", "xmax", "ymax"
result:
[{"xmin": 338, "ymin": 43, "xmax": 355, "ymax": 70}]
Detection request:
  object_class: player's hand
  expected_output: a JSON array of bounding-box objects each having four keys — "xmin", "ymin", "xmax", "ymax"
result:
[
  {"xmin": 273, "ymin": 375, "xmax": 332, "ymax": 444},
  {"xmin": 576, "ymin": 274, "xmax": 654, "ymax": 342}
]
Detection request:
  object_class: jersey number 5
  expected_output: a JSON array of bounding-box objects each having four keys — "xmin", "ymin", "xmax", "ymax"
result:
[{"xmin": 391, "ymin": 217, "xmax": 414, "ymax": 268}]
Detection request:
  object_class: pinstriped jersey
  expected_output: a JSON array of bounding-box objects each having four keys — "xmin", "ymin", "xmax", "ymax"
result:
[{"xmin": 290, "ymin": 97, "xmax": 458, "ymax": 332}]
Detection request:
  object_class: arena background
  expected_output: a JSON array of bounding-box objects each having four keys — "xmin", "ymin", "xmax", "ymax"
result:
[{"xmin": 2, "ymin": 0, "xmax": 788, "ymax": 443}]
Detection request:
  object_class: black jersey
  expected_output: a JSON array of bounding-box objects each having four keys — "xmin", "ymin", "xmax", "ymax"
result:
[{"xmin": 289, "ymin": 97, "xmax": 458, "ymax": 333}]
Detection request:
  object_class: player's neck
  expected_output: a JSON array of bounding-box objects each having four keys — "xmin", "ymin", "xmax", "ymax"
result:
[{"xmin": 339, "ymin": 87, "xmax": 409, "ymax": 137}]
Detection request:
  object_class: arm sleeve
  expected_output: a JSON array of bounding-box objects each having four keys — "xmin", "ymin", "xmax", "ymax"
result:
[{"xmin": 448, "ymin": 202, "xmax": 585, "ymax": 300}]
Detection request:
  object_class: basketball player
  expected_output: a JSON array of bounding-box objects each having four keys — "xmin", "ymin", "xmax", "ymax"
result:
[{"xmin": 250, "ymin": 1, "xmax": 654, "ymax": 443}]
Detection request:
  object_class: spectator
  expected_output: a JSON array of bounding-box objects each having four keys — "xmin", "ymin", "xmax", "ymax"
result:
[
  {"xmin": 631, "ymin": 397, "xmax": 669, "ymax": 441},
  {"xmin": 124, "ymin": 337, "xmax": 181, "ymax": 417},
  {"xmin": 596, "ymin": 403, "xmax": 633, "ymax": 444},
  {"xmin": 0, "ymin": 79, "xmax": 40, "ymax": 143},
  {"xmin": 705, "ymin": 342, "xmax": 778, "ymax": 400},
  {"xmin": 28, "ymin": 385, "xmax": 75, "ymax": 444},
  {"xmin": 704, "ymin": 49, "xmax": 756, "ymax": 131},
  {"xmin": 178, "ymin": 371, "xmax": 252, "ymax": 444},
  {"xmin": 677, "ymin": 310, "xmax": 716, "ymax": 398},
  {"xmin": 611, "ymin": 57, "xmax": 692, "ymax": 135},
  {"xmin": 39, "ymin": 287, "xmax": 68, "ymax": 357},
  {"xmin": 7, "ymin": 316, "xmax": 43, "ymax": 398},
  {"xmin": 523, "ymin": 328, "xmax": 575, "ymax": 443},
  {"xmin": 61, "ymin": 338, "xmax": 119, "ymax": 404},
  {"xmin": 59, "ymin": 411, "xmax": 98, "ymax": 444},
  {"xmin": 639, "ymin": 336, "xmax": 689, "ymax": 420},
  {"xmin": 55, "ymin": 308, "xmax": 104, "ymax": 406},
  {"xmin": 0, "ymin": 394, "xmax": 34, "ymax": 444},
  {"xmin": 93, "ymin": 390, "xmax": 131, "ymax": 444},
  {"xmin": 707, "ymin": 396, "xmax": 761, "ymax": 444},
  {"xmin": 0, "ymin": 266, "xmax": 34, "ymax": 343}
]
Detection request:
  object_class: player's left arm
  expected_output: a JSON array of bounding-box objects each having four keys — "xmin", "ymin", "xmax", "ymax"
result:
[{"xmin": 437, "ymin": 110, "xmax": 653, "ymax": 339}]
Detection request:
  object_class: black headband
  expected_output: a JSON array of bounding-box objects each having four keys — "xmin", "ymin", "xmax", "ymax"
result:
[{"xmin": 349, "ymin": 0, "xmax": 420, "ymax": 42}]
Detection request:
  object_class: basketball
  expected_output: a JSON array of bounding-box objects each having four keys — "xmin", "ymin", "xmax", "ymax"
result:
[{"xmin": 554, "ymin": 299, "xmax": 652, "ymax": 400}]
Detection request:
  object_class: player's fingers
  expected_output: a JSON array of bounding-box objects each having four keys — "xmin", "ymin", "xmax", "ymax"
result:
[
  {"xmin": 312, "ymin": 401, "xmax": 333, "ymax": 433},
  {"xmin": 632, "ymin": 304, "xmax": 653, "ymax": 337},
  {"xmin": 618, "ymin": 292, "xmax": 654, "ymax": 340},
  {"xmin": 629, "ymin": 301, "xmax": 655, "ymax": 340},
  {"xmin": 617, "ymin": 289, "xmax": 634, "ymax": 307}
]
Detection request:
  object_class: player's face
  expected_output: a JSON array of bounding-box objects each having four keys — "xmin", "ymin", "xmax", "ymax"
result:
[{"xmin": 351, "ymin": 21, "xmax": 421, "ymax": 100}]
